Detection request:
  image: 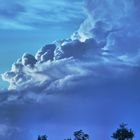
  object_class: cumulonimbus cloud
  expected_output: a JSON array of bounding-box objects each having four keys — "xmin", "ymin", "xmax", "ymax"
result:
[
  {"xmin": 0, "ymin": 1, "xmax": 140, "ymax": 140},
  {"xmin": 2, "ymin": 0, "xmax": 140, "ymax": 93}
]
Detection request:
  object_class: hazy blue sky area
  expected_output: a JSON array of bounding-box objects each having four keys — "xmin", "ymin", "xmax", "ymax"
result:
[{"xmin": 0, "ymin": 0, "xmax": 140, "ymax": 140}]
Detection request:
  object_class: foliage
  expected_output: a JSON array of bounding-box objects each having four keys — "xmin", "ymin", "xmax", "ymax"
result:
[
  {"xmin": 37, "ymin": 135, "xmax": 47, "ymax": 140},
  {"xmin": 112, "ymin": 123, "xmax": 134, "ymax": 140},
  {"xmin": 74, "ymin": 130, "xmax": 89, "ymax": 140},
  {"xmin": 37, "ymin": 124, "xmax": 135, "ymax": 140}
]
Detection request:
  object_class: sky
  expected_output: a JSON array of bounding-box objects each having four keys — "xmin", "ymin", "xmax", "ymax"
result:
[{"xmin": 0, "ymin": 0, "xmax": 140, "ymax": 140}]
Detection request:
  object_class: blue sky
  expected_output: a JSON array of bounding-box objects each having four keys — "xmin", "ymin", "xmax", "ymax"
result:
[{"xmin": 0, "ymin": 0, "xmax": 85, "ymax": 89}]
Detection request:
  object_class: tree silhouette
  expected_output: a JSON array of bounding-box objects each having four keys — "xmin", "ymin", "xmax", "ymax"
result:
[
  {"xmin": 37, "ymin": 135, "xmax": 47, "ymax": 140},
  {"xmin": 112, "ymin": 123, "xmax": 134, "ymax": 140},
  {"xmin": 37, "ymin": 135, "xmax": 41, "ymax": 140},
  {"xmin": 42, "ymin": 135, "xmax": 47, "ymax": 140},
  {"xmin": 74, "ymin": 130, "xmax": 89, "ymax": 140}
]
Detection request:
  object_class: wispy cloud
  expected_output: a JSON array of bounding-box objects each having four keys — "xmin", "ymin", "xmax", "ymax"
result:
[{"xmin": 0, "ymin": 0, "xmax": 85, "ymax": 29}]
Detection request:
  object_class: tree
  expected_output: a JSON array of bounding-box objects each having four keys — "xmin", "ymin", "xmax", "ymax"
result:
[
  {"xmin": 41, "ymin": 135, "xmax": 47, "ymax": 140},
  {"xmin": 74, "ymin": 130, "xmax": 89, "ymax": 140},
  {"xmin": 112, "ymin": 123, "xmax": 134, "ymax": 140},
  {"xmin": 37, "ymin": 135, "xmax": 41, "ymax": 140},
  {"xmin": 37, "ymin": 135, "xmax": 47, "ymax": 140},
  {"xmin": 128, "ymin": 129, "xmax": 134, "ymax": 140}
]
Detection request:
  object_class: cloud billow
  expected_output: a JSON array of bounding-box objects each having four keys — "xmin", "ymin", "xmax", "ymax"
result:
[
  {"xmin": 2, "ymin": 38, "xmax": 98, "ymax": 90},
  {"xmin": 1, "ymin": 0, "xmax": 140, "ymax": 92},
  {"xmin": 78, "ymin": 0, "xmax": 140, "ymax": 54}
]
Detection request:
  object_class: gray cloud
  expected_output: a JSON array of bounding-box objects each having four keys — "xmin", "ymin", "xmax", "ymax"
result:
[
  {"xmin": 1, "ymin": 0, "xmax": 140, "ymax": 117},
  {"xmin": 2, "ymin": 35, "xmax": 133, "ymax": 91},
  {"xmin": 0, "ymin": 68, "xmax": 140, "ymax": 140},
  {"xmin": 77, "ymin": 0, "xmax": 140, "ymax": 56},
  {"xmin": 0, "ymin": 124, "xmax": 20, "ymax": 138},
  {"xmin": 35, "ymin": 44, "xmax": 56, "ymax": 62}
]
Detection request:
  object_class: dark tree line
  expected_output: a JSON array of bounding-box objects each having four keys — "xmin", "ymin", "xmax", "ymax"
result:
[{"xmin": 37, "ymin": 123, "xmax": 134, "ymax": 140}]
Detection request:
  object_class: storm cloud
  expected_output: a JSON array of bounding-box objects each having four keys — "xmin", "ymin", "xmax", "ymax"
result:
[{"xmin": 0, "ymin": 0, "xmax": 140, "ymax": 140}]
